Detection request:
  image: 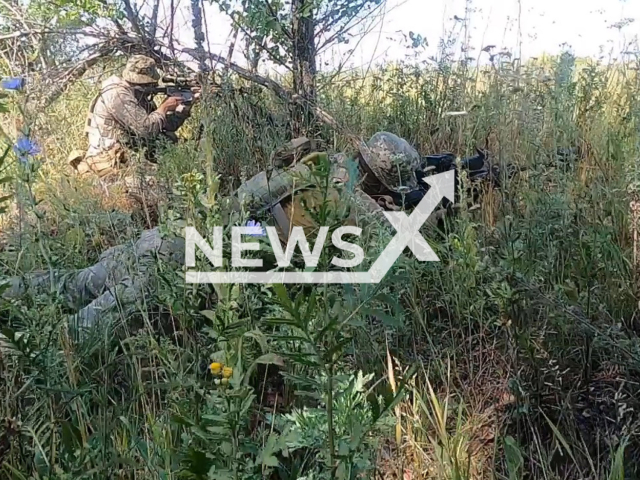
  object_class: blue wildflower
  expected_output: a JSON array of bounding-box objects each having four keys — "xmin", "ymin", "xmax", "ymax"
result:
[
  {"xmin": 1, "ymin": 77, "xmax": 25, "ymax": 91},
  {"xmin": 245, "ymin": 219, "xmax": 266, "ymax": 236},
  {"xmin": 13, "ymin": 136, "xmax": 41, "ymax": 164}
]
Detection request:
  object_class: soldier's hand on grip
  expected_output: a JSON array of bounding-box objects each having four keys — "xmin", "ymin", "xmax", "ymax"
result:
[{"xmin": 158, "ymin": 96, "xmax": 183, "ymax": 114}]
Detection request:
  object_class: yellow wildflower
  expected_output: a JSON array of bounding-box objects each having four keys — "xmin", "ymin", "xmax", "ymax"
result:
[
  {"xmin": 209, "ymin": 362, "xmax": 223, "ymax": 375},
  {"xmin": 222, "ymin": 367, "xmax": 233, "ymax": 379}
]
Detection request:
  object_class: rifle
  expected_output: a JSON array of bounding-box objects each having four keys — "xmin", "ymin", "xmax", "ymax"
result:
[
  {"xmin": 395, "ymin": 148, "xmax": 496, "ymax": 210},
  {"xmin": 420, "ymin": 148, "xmax": 489, "ymax": 181},
  {"xmin": 140, "ymin": 74, "xmax": 243, "ymax": 143},
  {"xmin": 132, "ymin": 75, "xmax": 205, "ymax": 143},
  {"xmin": 143, "ymin": 75, "xmax": 200, "ymax": 113},
  {"xmin": 145, "ymin": 74, "xmax": 241, "ymax": 104}
]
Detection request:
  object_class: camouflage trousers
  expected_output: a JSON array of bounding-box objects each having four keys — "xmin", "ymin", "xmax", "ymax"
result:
[
  {"xmin": 74, "ymin": 144, "xmax": 128, "ymax": 178},
  {"xmin": 2, "ymin": 229, "xmax": 185, "ymax": 331},
  {"xmin": 71, "ymin": 145, "xmax": 165, "ymax": 220}
]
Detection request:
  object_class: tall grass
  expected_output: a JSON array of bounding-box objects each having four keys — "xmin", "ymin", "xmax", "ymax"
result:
[{"xmin": 1, "ymin": 41, "xmax": 640, "ymax": 479}]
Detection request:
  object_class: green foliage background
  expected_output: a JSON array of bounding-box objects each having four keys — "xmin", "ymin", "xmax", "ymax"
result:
[{"xmin": 1, "ymin": 26, "xmax": 640, "ymax": 480}]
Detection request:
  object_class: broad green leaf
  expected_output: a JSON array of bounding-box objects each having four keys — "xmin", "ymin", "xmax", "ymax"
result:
[
  {"xmin": 244, "ymin": 328, "xmax": 269, "ymax": 351},
  {"xmin": 255, "ymin": 352, "xmax": 285, "ymax": 367},
  {"xmin": 258, "ymin": 432, "xmax": 281, "ymax": 469},
  {"xmin": 503, "ymin": 436, "xmax": 523, "ymax": 480}
]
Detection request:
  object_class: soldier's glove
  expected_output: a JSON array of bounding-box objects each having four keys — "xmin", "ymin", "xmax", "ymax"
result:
[{"xmin": 376, "ymin": 195, "xmax": 401, "ymax": 211}]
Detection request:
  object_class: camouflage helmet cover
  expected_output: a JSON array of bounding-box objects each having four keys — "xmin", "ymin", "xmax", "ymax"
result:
[
  {"xmin": 122, "ymin": 55, "xmax": 161, "ymax": 85},
  {"xmin": 359, "ymin": 131, "xmax": 421, "ymax": 193}
]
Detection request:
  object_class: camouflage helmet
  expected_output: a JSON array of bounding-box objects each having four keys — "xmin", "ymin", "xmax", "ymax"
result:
[
  {"xmin": 358, "ymin": 132, "xmax": 421, "ymax": 193},
  {"xmin": 122, "ymin": 55, "xmax": 160, "ymax": 85}
]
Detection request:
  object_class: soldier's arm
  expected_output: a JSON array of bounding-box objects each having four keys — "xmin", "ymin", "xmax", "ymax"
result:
[
  {"xmin": 163, "ymin": 110, "xmax": 190, "ymax": 134},
  {"xmin": 104, "ymin": 87, "xmax": 167, "ymax": 139},
  {"xmin": 353, "ymin": 188, "xmax": 385, "ymax": 215}
]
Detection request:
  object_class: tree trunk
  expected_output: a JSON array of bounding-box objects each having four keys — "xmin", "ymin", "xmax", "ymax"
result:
[
  {"xmin": 290, "ymin": 0, "xmax": 317, "ymax": 138},
  {"xmin": 245, "ymin": 37, "xmax": 261, "ymax": 73},
  {"xmin": 190, "ymin": 0, "xmax": 207, "ymax": 71}
]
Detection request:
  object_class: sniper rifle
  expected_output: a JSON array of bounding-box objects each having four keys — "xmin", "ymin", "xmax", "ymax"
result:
[{"xmin": 142, "ymin": 75, "xmax": 200, "ymax": 113}]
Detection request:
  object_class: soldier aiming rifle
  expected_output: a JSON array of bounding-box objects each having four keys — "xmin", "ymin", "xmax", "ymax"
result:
[
  {"xmin": 137, "ymin": 75, "xmax": 199, "ymax": 118},
  {"xmin": 7, "ymin": 131, "xmax": 511, "ymax": 333},
  {"xmin": 68, "ymin": 55, "xmax": 202, "ymax": 177}
]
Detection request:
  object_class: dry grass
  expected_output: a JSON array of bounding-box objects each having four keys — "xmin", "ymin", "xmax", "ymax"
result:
[{"xmin": 1, "ymin": 47, "xmax": 640, "ymax": 479}]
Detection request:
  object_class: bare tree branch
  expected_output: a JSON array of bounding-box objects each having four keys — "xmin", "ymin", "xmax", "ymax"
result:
[
  {"xmin": 0, "ymin": 0, "xmax": 48, "ymax": 69},
  {"xmin": 149, "ymin": 0, "xmax": 161, "ymax": 39},
  {"xmin": 225, "ymin": 24, "xmax": 240, "ymax": 73},
  {"xmin": 218, "ymin": 7, "xmax": 292, "ymax": 71},
  {"xmin": 190, "ymin": 0, "xmax": 207, "ymax": 71},
  {"xmin": 112, "ymin": 18, "xmax": 128, "ymax": 35},
  {"xmin": 183, "ymin": 47, "xmax": 290, "ymax": 98},
  {"xmin": 121, "ymin": 0, "xmax": 148, "ymax": 43},
  {"xmin": 0, "ymin": 30, "xmax": 51, "ymax": 41},
  {"xmin": 0, "ymin": 28, "xmax": 119, "ymax": 44},
  {"xmin": 38, "ymin": 45, "xmax": 115, "ymax": 108},
  {"xmin": 168, "ymin": 0, "xmax": 176, "ymax": 57},
  {"xmin": 181, "ymin": 46, "xmax": 363, "ymax": 148}
]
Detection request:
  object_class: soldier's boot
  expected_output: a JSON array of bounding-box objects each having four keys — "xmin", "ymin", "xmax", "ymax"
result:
[{"xmin": 67, "ymin": 150, "xmax": 86, "ymax": 170}]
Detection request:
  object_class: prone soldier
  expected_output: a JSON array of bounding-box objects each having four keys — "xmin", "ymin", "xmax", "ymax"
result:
[{"xmin": 5, "ymin": 132, "xmax": 500, "ymax": 332}]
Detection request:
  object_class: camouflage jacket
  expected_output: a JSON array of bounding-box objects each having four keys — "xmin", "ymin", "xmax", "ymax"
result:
[
  {"xmin": 1, "ymin": 191, "xmax": 385, "ymax": 333},
  {"xmin": 85, "ymin": 76, "xmax": 167, "ymax": 157}
]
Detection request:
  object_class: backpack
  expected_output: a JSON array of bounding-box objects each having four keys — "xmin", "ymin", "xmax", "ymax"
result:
[{"xmin": 235, "ymin": 152, "xmax": 349, "ymax": 242}]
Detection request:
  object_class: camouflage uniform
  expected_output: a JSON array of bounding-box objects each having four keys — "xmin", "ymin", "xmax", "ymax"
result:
[
  {"xmin": 237, "ymin": 131, "xmax": 440, "ymax": 242},
  {"xmin": 235, "ymin": 149, "xmax": 388, "ymax": 243},
  {"xmin": 3, "ymin": 228, "xmax": 185, "ymax": 330},
  {"xmin": 5, "ymin": 132, "xmax": 427, "ymax": 331},
  {"xmin": 71, "ymin": 56, "xmax": 178, "ymax": 178}
]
